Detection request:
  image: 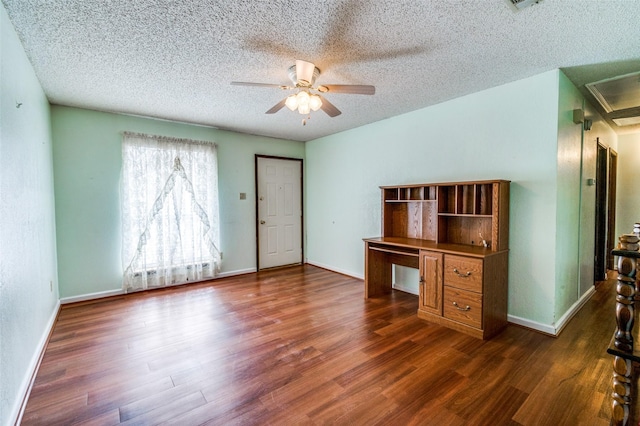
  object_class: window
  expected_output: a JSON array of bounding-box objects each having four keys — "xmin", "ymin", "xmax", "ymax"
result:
[{"xmin": 121, "ymin": 132, "xmax": 220, "ymax": 292}]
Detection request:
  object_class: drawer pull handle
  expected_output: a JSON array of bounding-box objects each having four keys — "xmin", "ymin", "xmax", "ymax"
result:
[
  {"xmin": 453, "ymin": 268, "xmax": 472, "ymax": 278},
  {"xmin": 452, "ymin": 301, "xmax": 471, "ymax": 311}
]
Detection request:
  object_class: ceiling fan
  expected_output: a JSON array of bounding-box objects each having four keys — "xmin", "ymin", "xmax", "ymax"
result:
[{"xmin": 231, "ymin": 60, "xmax": 375, "ymax": 118}]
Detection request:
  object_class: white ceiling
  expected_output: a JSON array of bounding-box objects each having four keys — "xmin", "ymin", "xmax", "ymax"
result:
[{"xmin": 3, "ymin": 0, "xmax": 640, "ymax": 142}]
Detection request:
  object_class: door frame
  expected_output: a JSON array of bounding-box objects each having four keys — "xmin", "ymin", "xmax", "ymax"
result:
[
  {"xmin": 255, "ymin": 154, "xmax": 304, "ymax": 270},
  {"xmin": 594, "ymin": 140, "xmax": 610, "ymax": 281},
  {"xmin": 606, "ymin": 148, "xmax": 618, "ymax": 270}
]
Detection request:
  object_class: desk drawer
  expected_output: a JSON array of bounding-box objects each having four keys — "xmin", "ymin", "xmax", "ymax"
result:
[
  {"xmin": 444, "ymin": 255, "xmax": 483, "ymax": 292},
  {"xmin": 443, "ymin": 287, "xmax": 482, "ymax": 328}
]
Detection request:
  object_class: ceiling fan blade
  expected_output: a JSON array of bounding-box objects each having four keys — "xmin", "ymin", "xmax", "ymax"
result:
[
  {"xmin": 318, "ymin": 95, "xmax": 341, "ymax": 117},
  {"xmin": 265, "ymin": 98, "xmax": 287, "ymax": 114},
  {"xmin": 295, "ymin": 60, "xmax": 316, "ymax": 85},
  {"xmin": 319, "ymin": 84, "xmax": 375, "ymax": 95},
  {"xmin": 231, "ymin": 82, "xmax": 291, "ymax": 90}
]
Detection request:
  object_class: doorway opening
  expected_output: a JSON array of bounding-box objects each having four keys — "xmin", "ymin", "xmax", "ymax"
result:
[{"xmin": 594, "ymin": 139, "xmax": 617, "ymax": 281}]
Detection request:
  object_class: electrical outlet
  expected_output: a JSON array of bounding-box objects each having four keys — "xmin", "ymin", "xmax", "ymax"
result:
[
  {"xmin": 50, "ymin": 280, "xmax": 53, "ymax": 292},
  {"xmin": 239, "ymin": 192, "xmax": 246, "ymax": 200},
  {"xmin": 220, "ymin": 252, "xmax": 223, "ymax": 260}
]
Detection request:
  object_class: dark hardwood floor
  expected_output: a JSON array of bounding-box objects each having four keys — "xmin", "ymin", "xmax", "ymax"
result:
[{"xmin": 21, "ymin": 265, "xmax": 618, "ymax": 425}]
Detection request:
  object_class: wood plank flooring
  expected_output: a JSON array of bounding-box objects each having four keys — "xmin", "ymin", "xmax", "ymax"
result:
[{"xmin": 21, "ymin": 265, "xmax": 619, "ymax": 425}]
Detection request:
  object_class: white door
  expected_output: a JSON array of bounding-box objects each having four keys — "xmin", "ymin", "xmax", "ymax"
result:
[{"xmin": 256, "ymin": 156, "xmax": 302, "ymax": 269}]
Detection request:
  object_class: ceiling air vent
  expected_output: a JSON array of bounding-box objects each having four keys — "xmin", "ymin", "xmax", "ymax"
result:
[{"xmin": 507, "ymin": 0, "xmax": 543, "ymax": 10}]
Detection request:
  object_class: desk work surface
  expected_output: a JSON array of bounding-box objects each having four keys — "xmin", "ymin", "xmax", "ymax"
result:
[{"xmin": 364, "ymin": 236, "xmax": 506, "ymax": 258}]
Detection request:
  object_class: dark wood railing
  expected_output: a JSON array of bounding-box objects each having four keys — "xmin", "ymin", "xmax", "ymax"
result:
[{"xmin": 608, "ymin": 249, "xmax": 640, "ymax": 425}]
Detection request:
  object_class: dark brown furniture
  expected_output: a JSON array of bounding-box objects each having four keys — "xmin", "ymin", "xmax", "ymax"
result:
[{"xmin": 364, "ymin": 180, "xmax": 510, "ymax": 339}]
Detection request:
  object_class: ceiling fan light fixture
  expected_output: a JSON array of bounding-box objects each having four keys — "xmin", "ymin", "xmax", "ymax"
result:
[
  {"xmin": 309, "ymin": 94, "xmax": 322, "ymax": 111},
  {"xmin": 285, "ymin": 91, "xmax": 320, "ymax": 114},
  {"xmin": 285, "ymin": 94, "xmax": 298, "ymax": 111},
  {"xmin": 296, "ymin": 91, "xmax": 311, "ymax": 114},
  {"xmin": 298, "ymin": 103, "xmax": 311, "ymax": 115},
  {"xmin": 296, "ymin": 90, "xmax": 310, "ymax": 105}
]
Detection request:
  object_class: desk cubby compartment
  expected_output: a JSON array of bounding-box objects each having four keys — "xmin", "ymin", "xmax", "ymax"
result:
[
  {"xmin": 457, "ymin": 184, "xmax": 475, "ymax": 215},
  {"xmin": 384, "ymin": 188, "xmax": 399, "ymax": 201},
  {"xmin": 383, "ymin": 201, "xmax": 437, "ymax": 240},
  {"xmin": 476, "ymin": 183, "xmax": 493, "ymax": 216},
  {"xmin": 438, "ymin": 186, "xmax": 456, "ymax": 214},
  {"xmin": 391, "ymin": 185, "xmax": 438, "ymax": 201},
  {"xmin": 438, "ymin": 216, "xmax": 492, "ymax": 247},
  {"xmin": 425, "ymin": 186, "xmax": 437, "ymax": 201},
  {"xmin": 398, "ymin": 186, "xmax": 424, "ymax": 201}
]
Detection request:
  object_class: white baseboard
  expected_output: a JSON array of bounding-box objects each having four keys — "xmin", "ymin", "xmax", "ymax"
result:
[
  {"xmin": 507, "ymin": 314, "xmax": 557, "ymax": 335},
  {"xmin": 305, "ymin": 260, "xmax": 364, "ymax": 280},
  {"xmin": 60, "ymin": 288, "xmax": 124, "ymax": 304},
  {"xmin": 59, "ymin": 268, "xmax": 259, "ymax": 305},
  {"xmin": 217, "ymin": 267, "xmax": 256, "ymax": 278},
  {"xmin": 508, "ymin": 285, "xmax": 596, "ymax": 336},
  {"xmin": 553, "ymin": 285, "xmax": 596, "ymax": 335},
  {"xmin": 10, "ymin": 300, "xmax": 60, "ymax": 425}
]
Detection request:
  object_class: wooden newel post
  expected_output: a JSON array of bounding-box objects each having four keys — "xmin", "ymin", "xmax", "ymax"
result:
[
  {"xmin": 611, "ymin": 251, "xmax": 638, "ymax": 426},
  {"xmin": 612, "ymin": 355, "xmax": 633, "ymax": 426},
  {"xmin": 615, "ymin": 255, "xmax": 636, "ymax": 352}
]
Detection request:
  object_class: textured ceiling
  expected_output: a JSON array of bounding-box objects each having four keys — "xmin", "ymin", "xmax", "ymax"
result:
[{"xmin": 3, "ymin": 0, "xmax": 640, "ymax": 142}]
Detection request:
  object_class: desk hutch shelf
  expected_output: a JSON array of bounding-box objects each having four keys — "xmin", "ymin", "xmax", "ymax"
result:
[{"xmin": 364, "ymin": 180, "xmax": 510, "ymax": 339}]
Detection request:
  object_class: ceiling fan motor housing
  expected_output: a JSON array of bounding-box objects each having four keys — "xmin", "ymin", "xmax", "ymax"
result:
[{"xmin": 288, "ymin": 61, "xmax": 320, "ymax": 87}]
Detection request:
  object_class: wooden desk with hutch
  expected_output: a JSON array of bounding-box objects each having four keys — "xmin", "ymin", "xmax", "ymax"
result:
[{"xmin": 364, "ymin": 180, "xmax": 510, "ymax": 340}]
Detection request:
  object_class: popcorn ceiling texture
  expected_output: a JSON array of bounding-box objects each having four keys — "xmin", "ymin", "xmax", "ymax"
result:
[{"xmin": 3, "ymin": 0, "xmax": 640, "ymax": 141}]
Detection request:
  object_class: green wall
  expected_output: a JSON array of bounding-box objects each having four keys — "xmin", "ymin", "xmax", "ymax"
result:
[
  {"xmin": 554, "ymin": 72, "xmax": 586, "ymax": 322},
  {"xmin": 0, "ymin": 7, "xmax": 59, "ymax": 424},
  {"xmin": 554, "ymin": 72, "xmax": 618, "ymax": 323},
  {"xmin": 52, "ymin": 106, "xmax": 305, "ymax": 299},
  {"xmin": 306, "ymin": 69, "xmax": 593, "ymax": 330}
]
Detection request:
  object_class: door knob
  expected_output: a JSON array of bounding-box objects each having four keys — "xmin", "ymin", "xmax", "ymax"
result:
[{"xmin": 260, "ymin": 220, "xmax": 266, "ymax": 225}]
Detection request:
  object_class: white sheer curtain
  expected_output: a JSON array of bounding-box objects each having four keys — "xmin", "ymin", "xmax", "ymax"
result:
[{"xmin": 121, "ymin": 132, "xmax": 221, "ymax": 292}]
